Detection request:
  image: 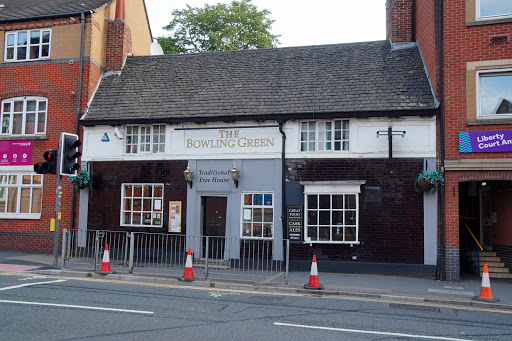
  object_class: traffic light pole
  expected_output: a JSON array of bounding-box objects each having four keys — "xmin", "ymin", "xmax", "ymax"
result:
[{"xmin": 53, "ymin": 140, "xmax": 63, "ymax": 267}]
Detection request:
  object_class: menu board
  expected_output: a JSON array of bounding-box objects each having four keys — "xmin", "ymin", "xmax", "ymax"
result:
[
  {"xmin": 168, "ymin": 201, "xmax": 182, "ymax": 233},
  {"xmin": 287, "ymin": 206, "xmax": 303, "ymax": 242}
]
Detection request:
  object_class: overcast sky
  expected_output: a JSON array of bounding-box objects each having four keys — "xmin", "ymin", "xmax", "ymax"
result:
[{"xmin": 144, "ymin": 0, "xmax": 387, "ymax": 48}]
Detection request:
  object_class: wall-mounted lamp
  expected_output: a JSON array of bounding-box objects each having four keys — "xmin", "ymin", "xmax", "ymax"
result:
[
  {"xmin": 184, "ymin": 164, "xmax": 193, "ymax": 188},
  {"xmin": 230, "ymin": 163, "xmax": 240, "ymax": 188}
]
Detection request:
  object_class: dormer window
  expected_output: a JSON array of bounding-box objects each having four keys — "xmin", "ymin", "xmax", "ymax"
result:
[{"xmin": 4, "ymin": 29, "xmax": 51, "ymax": 62}]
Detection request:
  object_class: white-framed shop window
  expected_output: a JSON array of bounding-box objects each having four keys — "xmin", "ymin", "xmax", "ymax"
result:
[
  {"xmin": 121, "ymin": 183, "xmax": 164, "ymax": 227},
  {"xmin": 477, "ymin": 69, "xmax": 512, "ymax": 118},
  {"xmin": 300, "ymin": 120, "xmax": 349, "ymax": 152},
  {"xmin": 241, "ymin": 192, "xmax": 273, "ymax": 239},
  {"xmin": 1, "ymin": 97, "xmax": 47, "ymax": 135},
  {"xmin": 125, "ymin": 125, "xmax": 166, "ymax": 154},
  {"xmin": 4, "ymin": 29, "xmax": 51, "ymax": 62},
  {"xmin": 477, "ymin": 0, "xmax": 512, "ymax": 20},
  {"xmin": 0, "ymin": 172, "xmax": 43, "ymax": 218},
  {"xmin": 302, "ymin": 181, "xmax": 364, "ymax": 244}
]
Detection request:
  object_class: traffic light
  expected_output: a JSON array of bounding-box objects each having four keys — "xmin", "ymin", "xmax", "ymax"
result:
[
  {"xmin": 60, "ymin": 133, "xmax": 81, "ymax": 176},
  {"xmin": 34, "ymin": 150, "xmax": 58, "ymax": 174}
]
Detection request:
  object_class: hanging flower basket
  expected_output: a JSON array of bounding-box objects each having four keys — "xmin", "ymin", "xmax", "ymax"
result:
[
  {"xmin": 68, "ymin": 170, "xmax": 93, "ymax": 191},
  {"xmin": 414, "ymin": 170, "xmax": 443, "ymax": 194}
]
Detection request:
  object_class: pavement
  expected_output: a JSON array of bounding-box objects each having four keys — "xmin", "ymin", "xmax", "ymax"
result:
[{"xmin": 1, "ymin": 250, "xmax": 512, "ymax": 311}]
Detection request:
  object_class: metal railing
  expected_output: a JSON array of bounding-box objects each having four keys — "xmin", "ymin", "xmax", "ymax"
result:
[{"xmin": 62, "ymin": 229, "xmax": 289, "ymax": 281}]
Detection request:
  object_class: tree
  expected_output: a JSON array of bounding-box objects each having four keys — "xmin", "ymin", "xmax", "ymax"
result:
[{"xmin": 157, "ymin": 0, "xmax": 279, "ymax": 54}]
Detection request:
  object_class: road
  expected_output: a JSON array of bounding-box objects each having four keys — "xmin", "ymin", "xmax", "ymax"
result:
[{"xmin": 1, "ymin": 271, "xmax": 511, "ymax": 340}]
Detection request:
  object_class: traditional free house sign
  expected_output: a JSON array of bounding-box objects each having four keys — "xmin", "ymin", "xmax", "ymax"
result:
[{"xmin": 459, "ymin": 131, "xmax": 512, "ymax": 153}]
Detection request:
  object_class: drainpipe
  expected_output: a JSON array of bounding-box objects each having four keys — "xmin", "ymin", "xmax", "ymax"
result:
[
  {"xmin": 71, "ymin": 11, "xmax": 86, "ymax": 232},
  {"xmin": 438, "ymin": 0, "xmax": 445, "ymax": 281},
  {"xmin": 278, "ymin": 121, "xmax": 287, "ymax": 238}
]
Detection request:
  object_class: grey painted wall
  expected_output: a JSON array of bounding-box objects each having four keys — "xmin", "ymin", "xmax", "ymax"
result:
[
  {"xmin": 185, "ymin": 159, "xmax": 283, "ymax": 260},
  {"xmin": 424, "ymin": 157, "xmax": 438, "ymax": 266}
]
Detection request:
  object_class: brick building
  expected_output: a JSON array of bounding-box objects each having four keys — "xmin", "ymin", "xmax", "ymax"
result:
[
  {"xmin": 0, "ymin": 0, "xmax": 153, "ymax": 252},
  {"xmin": 80, "ymin": 40, "xmax": 439, "ymax": 275},
  {"xmin": 387, "ymin": 0, "xmax": 512, "ymax": 280}
]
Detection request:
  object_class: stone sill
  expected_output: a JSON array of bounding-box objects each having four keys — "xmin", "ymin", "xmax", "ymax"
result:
[
  {"xmin": 0, "ymin": 135, "xmax": 48, "ymax": 141},
  {"xmin": 467, "ymin": 119, "xmax": 512, "ymax": 126},
  {"xmin": 467, "ymin": 17, "xmax": 512, "ymax": 27}
]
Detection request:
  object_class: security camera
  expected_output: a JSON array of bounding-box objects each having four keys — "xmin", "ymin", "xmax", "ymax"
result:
[{"xmin": 114, "ymin": 127, "xmax": 124, "ymax": 139}]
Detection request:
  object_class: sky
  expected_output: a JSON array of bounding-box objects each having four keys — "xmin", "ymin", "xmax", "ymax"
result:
[{"xmin": 144, "ymin": 0, "xmax": 387, "ymax": 48}]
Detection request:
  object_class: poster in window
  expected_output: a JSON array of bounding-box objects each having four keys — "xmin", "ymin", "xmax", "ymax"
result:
[{"xmin": 168, "ymin": 201, "xmax": 182, "ymax": 233}]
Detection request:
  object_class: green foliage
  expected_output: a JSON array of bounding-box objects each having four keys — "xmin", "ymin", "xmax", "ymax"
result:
[
  {"xmin": 413, "ymin": 170, "xmax": 444, "ymax": 194},
  {"xmin": 69, "ymin": 170, "xmax": 93, "ymax": 191},
  {"xmin": 157, "ymin": 0, "xmax": 279, "ymax": 54}
]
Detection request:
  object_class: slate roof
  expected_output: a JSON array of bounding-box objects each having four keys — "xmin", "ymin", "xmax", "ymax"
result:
[
  {"xmin": 0, "ymin": 0, "xmax": 113, "ymax": 21},
  {"xmin": 83, "ymin": 40, "xmax": 438, "ymax": 125}
]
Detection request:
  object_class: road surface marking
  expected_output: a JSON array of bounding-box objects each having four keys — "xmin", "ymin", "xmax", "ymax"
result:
[
  {"xmin": 3, "ymin": 272, "xmax": 512, "ymax": 315},
  {"xmin": 0, "ymin": 300, "xmax": 154, "ymax": 314},
  {"xmin": 262, "ymin": 271, "xmax": 285, "ymax": 283},
  {"xmin": 0, "ymin": 279, "xmax": 66, "ymax": 291},
  {"xmin": 18, "ymin": 276, "xmax": 47, "ymax": 281},
  {"xmin": 274, "ymin": 322, "xmax": 473, "ymax": 341}
]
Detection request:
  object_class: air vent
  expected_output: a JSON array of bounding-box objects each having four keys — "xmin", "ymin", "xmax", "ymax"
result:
[{"xmin": 489, "ymin": 34, "xmax": 510, "ymax": 44}]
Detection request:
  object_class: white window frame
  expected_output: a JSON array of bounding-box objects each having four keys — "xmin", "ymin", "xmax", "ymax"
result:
[
  {"xmin": 120, "ymin": 183, "xmax": 164, "ymax": 227},
  {"xmin": 125, "ymin": 125, "xmax": 166, "ymax": 154},
  {"xmin": 4, "ymin": 29, "xmax": 51, "ymax": 62},
  {"xmin": 476, "ymin": 68, "xmax": 512, "ymax": 119},
  {"xmin": 302, "ymin": 182, "xmax": 363, "ymax": 245},
  {"xmin": 0, "ymin": 172, "xmax": 43, "ymax": 219},
  {"xmin": 1, "ymin": 97, "xmax": 47, "ymax": 136},
  {"xmin": 300, "ymin": 119, "xmax": 350, "ymax": 152},
  {"xmin": 476, "ymin": 0, "xmax": 512, "ymax": 20},
  {"xmin": 241, "ymin": 192, "xmax": 274, "ymax": 239}
]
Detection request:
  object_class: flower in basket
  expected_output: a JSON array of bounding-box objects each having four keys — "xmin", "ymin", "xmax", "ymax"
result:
[
  {"xmin": 413, "ymin": 170, "xmax": 444, "ymax": 194},
  {"xmin": 68, "ymin": 170, "xmax": 93, "ymax": 191}
]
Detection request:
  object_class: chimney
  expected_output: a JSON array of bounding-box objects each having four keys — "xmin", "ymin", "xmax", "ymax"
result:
[
  {"xmin": 115, "ymin": 0, "xmax": 125, "ymax": 21},
  {"xmin": 106, "ymin": 0, "xmax": 131, "ymax": 71},
  {"xmin": 386, "ymin": 0, "xmax": 414, "ymax": 44}
]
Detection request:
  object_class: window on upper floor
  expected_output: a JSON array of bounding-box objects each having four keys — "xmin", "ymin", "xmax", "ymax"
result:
[
  {"xmin": 300, "ymin": 120, "xmax": 349, "ymax": 152},
  {"xmin": 0, "ymin": 173, "xmax": 43, "ymax": 218},
  {"xmin": 4, "ymin": 29, "xmax": 51, "ymax": 62},
  {"xmin": 477, "ymin": 0, "xmax": 512, "ymax": 20},
  {"xmin": 1, "ymin": 97, "xmax": 47, "ymax": 136},
  {"xmin": 477, "ymin": 69, "xmax": 512, "ymax": 119},
  {"xmin": 125, "ymin": 125, "xmax": 166, "ymax": 154}
]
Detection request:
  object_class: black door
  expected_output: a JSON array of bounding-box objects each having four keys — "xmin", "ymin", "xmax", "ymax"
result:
[{"xmin": 202, "ymin": 197, "xmax": 227, "ymax": 259}]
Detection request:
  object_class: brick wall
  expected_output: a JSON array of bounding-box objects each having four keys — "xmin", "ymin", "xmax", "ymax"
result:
[
  {"xmin": 494, "ymin": 245, "xmax": 512, "ymax": 273},
  {"xmin": 106, "ymin": 20, "xmax": 132, "ymax": 71},
  {"xmin": 386, "ymin": 0, "xmax": 413, "ymax": 43},
  {"xmin": 286, "ymin": 158, "xmax": 425, "ymax": 264},
  {"xmin": 87, "ymin": 161, "xmax": 188, "ymax": 233},
  {"xmin": 415, "ymin": 0, "xmax": 439, "ymax": 99}
]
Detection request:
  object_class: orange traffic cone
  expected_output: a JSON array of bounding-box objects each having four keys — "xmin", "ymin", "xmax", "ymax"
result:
[
  {"xmin": 473, "ymin": 264, "xmax": 499, "ymax": 302},
  {"xmin": 96, "ymin": 244, "xmax": 115, "ymax": 275},
  {"xmin": 181, "ymin": 248, "xmax": 195, "ymax": 281},
  {"xmin": 304, "ymin": 255, "xmax": 323, "ymax": 290}
]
